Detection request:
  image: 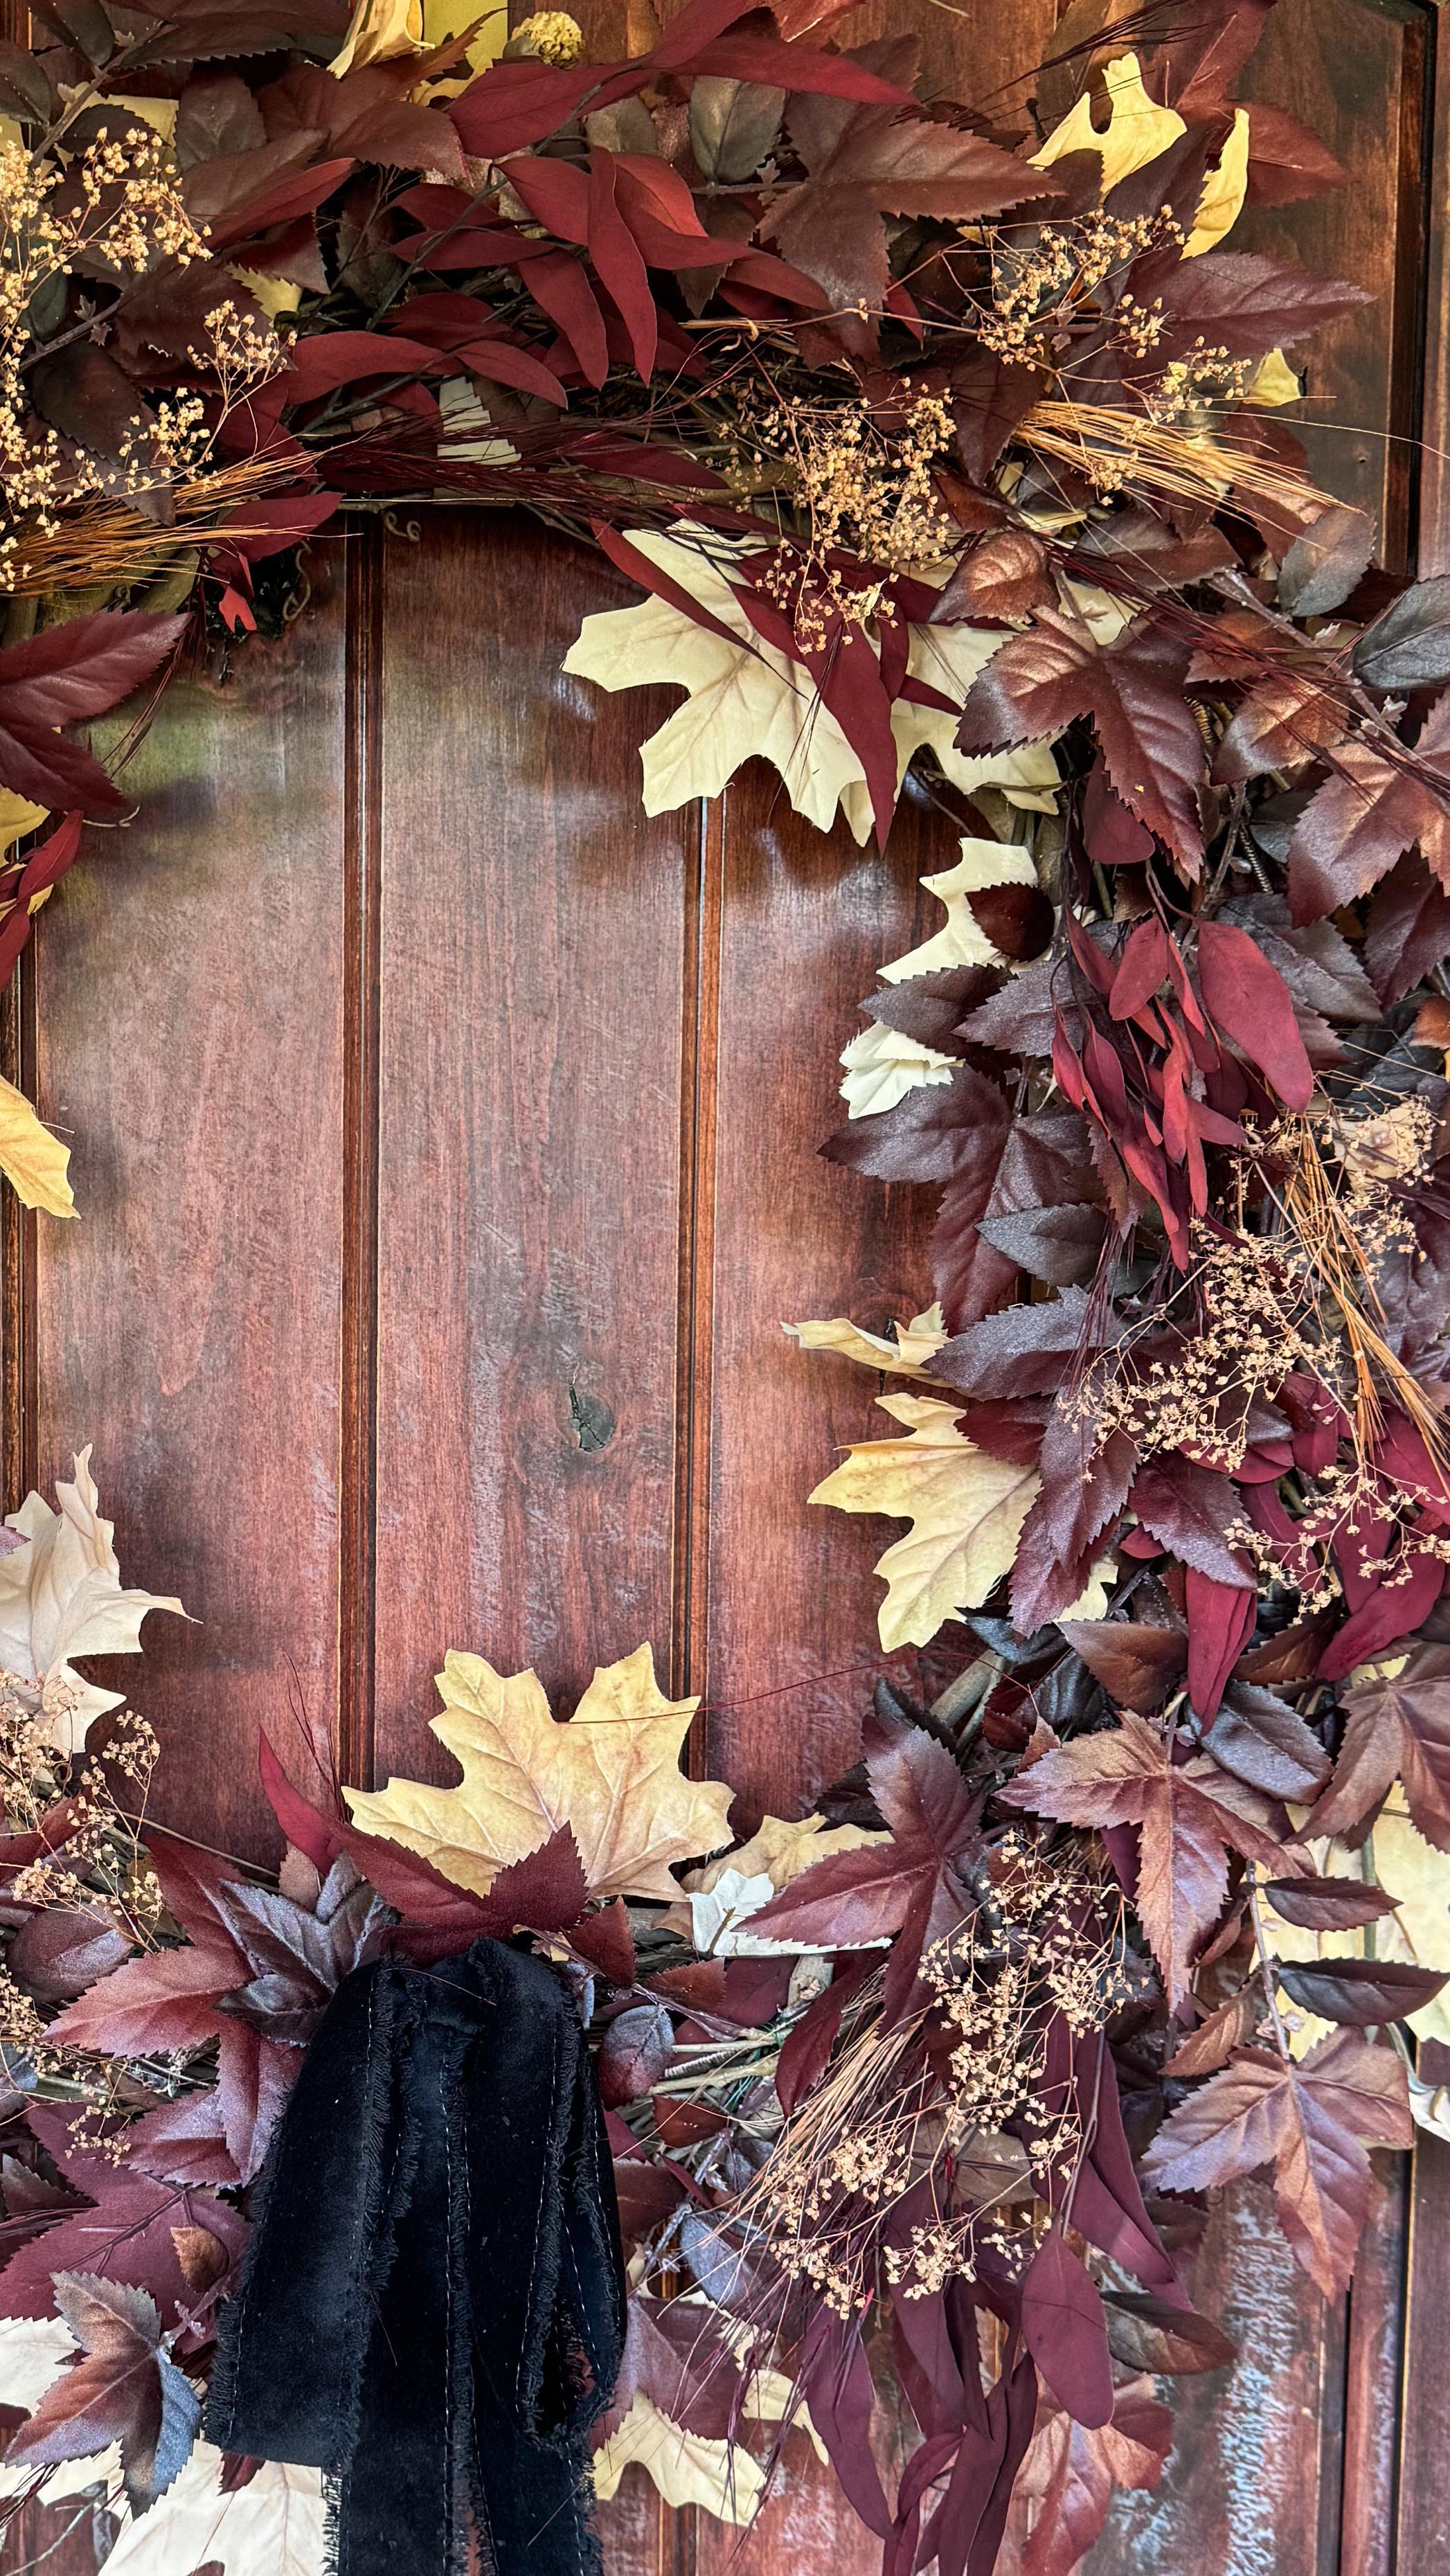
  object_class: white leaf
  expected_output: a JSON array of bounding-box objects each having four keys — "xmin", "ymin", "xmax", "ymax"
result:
[
  {"xmin": 0, "ymin": 1447, "xmax": 186, "ymax": 1752},
  {"xmin": 100, "ymin": 2442, "xmax": 325, "ymax": 2576},
  {"xmin": 593, "ymin": 2391, "xmax": 765, "ymax": 2523},
  {"xmin": 839, "ymin": 1023, "xmax": 956, "ymax": 1118},
  {"xmin": 880, "ymin": 838, "xmax": 1040, "ymax": 983}
]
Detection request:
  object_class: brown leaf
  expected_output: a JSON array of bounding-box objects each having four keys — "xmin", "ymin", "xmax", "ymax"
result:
[
  {"xmin": 999, "ymin": 1710, "xmax": 1287, "ymax": 2003},
  {"xmin": 1307, "ymin": 1647, "xmax": 1450, "ymax": 1850},
  {"xmin": 1140, "ymin": 2029, "xmax": 1412, "ymax": 2291},
  {"xmin": 957, "ymin": 609, "xmax": 1207, "ymax": 873}
]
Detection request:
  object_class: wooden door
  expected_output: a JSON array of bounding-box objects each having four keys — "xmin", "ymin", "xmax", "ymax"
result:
[{"xmin": 8, "ymin": 3, "xmax": 1450, "ymax": 2571}]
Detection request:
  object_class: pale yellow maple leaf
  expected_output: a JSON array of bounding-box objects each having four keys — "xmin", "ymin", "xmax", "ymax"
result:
[
  {"xmin": 880, "ymin": 839, "xmax": 1041, "ymax": 983},
  {"xmin": 0, "ymin": 2319, "xmax": 102, "ymax": 2502},
  {"xmin": 812, "ymin": 1393, "xmax": 1039, "ymax": 1651},
  {"xmin": 688, "ymin": 1809, "xmax": 887, "ymax": 1897},
  {"xmin": 345, "ymin": 1643, "xmax": 734, "ymax": 1901},
  {"xmin": 593, "ymin": 2391, "xmax": 764, "ymax": 2523},
  {"xmin": 564, "ymin": 530, "xmax": 1057, "ymax": 845},
  {"xmin": 0, "ymin": 1073, "xmax": 74, "ymax": 1219},
  {"xmin": 1032, "ymin": 54, "xmax": 1184, "ymax": 192},
  {"xmin": 785, "ymin": 1307, "xmax": 947, "ymax": 1378},
  {"xmin": 0, "ymin": 1447, "xmax": 186, "ymax": 1753}
]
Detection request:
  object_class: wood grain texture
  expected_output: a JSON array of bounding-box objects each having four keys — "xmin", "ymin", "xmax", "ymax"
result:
[
  {"xmin": 1238, "ymin": 0, "xmax": 1433, "ymax": 566},
  {"xmin": 28, "ymin": 559, "xmax": 351, "ymax": 1868},
  {"xmin": 368, "ymin": 515, "xmax": 696, "ymax": 1773},
  {"xmin": 1395, "ymin": 2134, "xmax": 1450, "ymax": 2573}
]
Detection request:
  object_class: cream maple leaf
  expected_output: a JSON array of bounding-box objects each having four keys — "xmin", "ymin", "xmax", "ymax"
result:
[
  {"xmin": 665, "ymin": 1809, "xmax": 890, "ymax": 1952},
  {"xmin": 0, "ymin": 2317, "xmax": 108, "ymax": 2503},
  {"xmin": 839, "ymin": 1022, "xmax": 958, "ymax": 1118},
  {"xmin": 344, "ymin": 1643, "xmax": 733, "ymax": 1901},
  {"xmin": 563, "ymin": 530, "xmax": 1059, "ymax": 844},
  {"xmin": 593, "ymin": 2390, "xmax": 764, "ymax": 2523},
  {"xmin": 0, "ymin": 1448, "xmax": 186, "ymax": 1753},
  {"xmin": 813, "ymin": 1395, "xmax": 1113, "ymax": 1648},
  {"xmin": 99, "ymin": 2443, "xmax": 325, "ymax": 2576}
]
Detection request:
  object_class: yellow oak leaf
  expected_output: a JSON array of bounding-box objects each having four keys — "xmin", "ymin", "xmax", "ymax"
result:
[
  {"xmin": 1031, "ymin": 54, "xmax": 1185, "ymax": 194},
  {"xmin": 1185, "ymin": 107, "xmax": 1250, "ymax": 256},
  {"xmin": 564, "ymin": 530, "xmax": 1057, "ymax": 845},
  {"xmin": 344, "ymin": 1643, "xmax": 733, "ymax": 1901},
  {"xmin": 811, "ymin": 1393, "xmax": 1039, "ymax": 1651},
  {"xmin": 0, "ymin": 794, "xmax": 46, "ymax": 855},
  {"xmin": 880, "ymin": 838, "xmax": 1041, "ymax": 983},
  {"xmin": 593, "ymin": 2391, "xmax": 764, "ymax": 2523},
  {"xmin": 0, "ymin": 1074, "xmax": 74, "ymax": 1218},
  {"xmin": 0, "ymin": 1447, "xmax": 186, "ymax": 1752},
  {"xmin": 785, "ymin": 1307, "xmax": 947, "ymax": 1378}
]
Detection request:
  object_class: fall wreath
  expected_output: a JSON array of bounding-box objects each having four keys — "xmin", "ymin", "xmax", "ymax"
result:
[{"xmin": 0, "ymin": 0, "xmax": 1446, "ymax": 2570}]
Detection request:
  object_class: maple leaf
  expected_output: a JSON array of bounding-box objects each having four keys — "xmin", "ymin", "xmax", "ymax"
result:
[
  {"xmin": 785, "ymin": 1305, "xmax": 947, "ymax": 1379},
  {"xmin": 999, "ymin": 1711, "xmax": 1289, "ymax": 2005},
  {"xmin": 0, "ymin": 2107, "xmax": 247, "ymax": 2325},
  {"xmin": 808, "ymin": 1392, "xmax": 1038, "ymax": 1650},
  {"xmin": 93, "ymin": 2440, "xmax": 326, "ymax": 2576},
  {"xmin": 329, "ymin": 0, "xmax": 422, "ymax": 74},
  {"xmin": 592, "ymin": 2388, "xmax": 765, "ymax": 2523},
  {"xmin": 0, "ymin": 1074, "xmax": 74, "ymax": 1219},
  {"xmin": 1307, "ymin": 1647, "xmax": 1450, "ymax": 1851},
  {"xmin": 0, "ymin": 1449, "xmax": 184, "ymax": 1753},
  {"xmin": 344, "ymin": 1643, "xmax": 733, "ymax": 1901},
  {"xmin": 1139, "ymin": 2029, "xmax": 1411, "ymax": 2293},
  {"xmin": 749, "ymin": 1709, "xmax": 981, "ymax": 2016},
  {"xmin": 956, "ymin": 611, "xmax": 1207, "ymax": 873},
  {"xmin": 875, "ymin": 838, "xmax": 1049, "ymax": 984},
  {"xmin": 1288, "ymin": 695, "xmax": 1450, "ymax": 920},
  {"xmin": 562, "ymin": 530, "xmax": 1053, "ymax": 841},
  {"xmin": 5, "ymin": 2271, "xmax": 199, "ymax": 2516}
]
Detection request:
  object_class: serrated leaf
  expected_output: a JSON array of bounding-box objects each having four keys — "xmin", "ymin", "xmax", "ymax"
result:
[
  {"xmin": 345, "ymin": 1644, "xmax": 733, "ymax": 1900},
  {"xmin": 809, "ymin": 1393, "xmax": 1038, "ymax": 1649}
]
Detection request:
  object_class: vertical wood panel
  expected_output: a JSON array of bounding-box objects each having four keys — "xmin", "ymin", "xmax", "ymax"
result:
[
  {"xmin": 30, "ymin": 564, "xmax": 350, "ymax": 1867},
  {"xmin": 1395, "ymin": 2134, "xmax": 1450, "ymax": 2573},
  {"xmin": 368, "ymin": 516, "xmax": 695, "ymax": 1769},
  {"xmin": 1239, "ymin": 0, "xmax": 1431, "ymax": 564}
]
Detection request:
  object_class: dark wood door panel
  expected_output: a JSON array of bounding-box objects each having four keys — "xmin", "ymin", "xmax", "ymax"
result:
[
  {"xmin": 1237, "ymin": 0, "xmax": 1437, "ymax": 565},
  {"xmin": 368, "ymin": 516, "xmax": 697, "ymax": 1778},
  {"xmin": 28, "ymin": 561, "xmax": 352, "ymax": 1869}
]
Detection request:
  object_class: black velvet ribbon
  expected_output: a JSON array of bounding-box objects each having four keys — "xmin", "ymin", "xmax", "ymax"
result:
[{"xmin": 206, "ymin": 1938, "xmax": 626, "ymax": 2576}]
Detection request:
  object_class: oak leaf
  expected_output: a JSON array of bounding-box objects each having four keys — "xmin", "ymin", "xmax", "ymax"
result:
[
  {"xmin": 999, "ymin": 1710, "xmax": 1289, "ymax": 2004},
  {"xmin": 344, "ymin": 1644, "xmax": 733, "ymax": 1900},
  {"xmin": 0, "ymin": 1073, "xmax": 74, "ymax": 1219},
  {"xmin": 809, "ymin": 1393, "xmax": 1038, "ymax": 1649},
  {"xmin": 1139, "ymin": 2028, "xmax": 1411, "ymax": 2293},
  {"xmin": 785, "ymin": 1305, "xmax": 947, "ymax": 1379},
  {"xmin": 563, "ymin": 530, "xmax": 1055, "ymax": 841},
  {"xmin": 1031, "ymin": 53, "xmax": 1184, "ymax": 194},
  {"xmin": 0, "ymin": 1449, "xmax": 185, "ymax": 1753}
]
